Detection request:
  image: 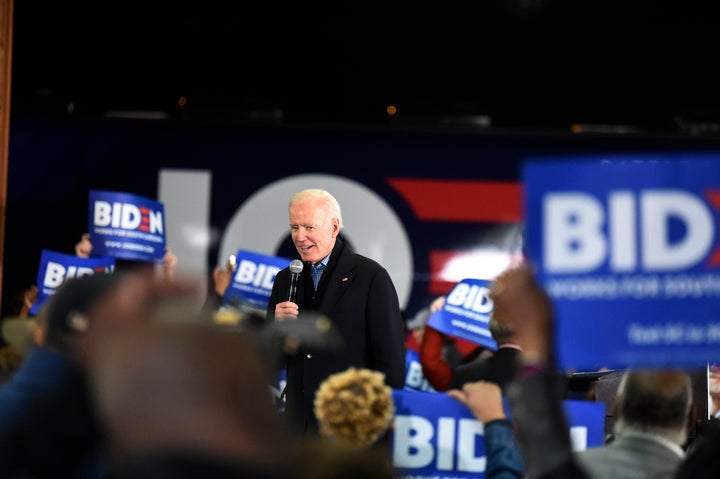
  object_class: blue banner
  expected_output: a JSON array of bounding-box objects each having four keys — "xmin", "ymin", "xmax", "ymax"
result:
[
  {"xmin": 31, "ymin": 249, "xmax": 115, "ymax": 315},
  {"xmin": 223, "ymin": 249, "xmax": 294, "ymax": 310},
  {"xmin": 426, "ymin": 278, "xmax": 497, "ymax": 350},
  {"xmin": 390, "ymin": 389, "xmax": 605, "ymax": 478},
  {"xmin": 523, "ymin": 154, "xmax": 720, "ymax": 371},
  {"xmin": 88, "ymin": 190, "xmax": 167, "ymax": 263}
]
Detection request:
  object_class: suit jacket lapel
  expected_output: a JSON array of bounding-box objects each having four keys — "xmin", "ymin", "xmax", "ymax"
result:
[{"xmin": 318, "ymin": 240, "xmax": 354, "ymax": 311}]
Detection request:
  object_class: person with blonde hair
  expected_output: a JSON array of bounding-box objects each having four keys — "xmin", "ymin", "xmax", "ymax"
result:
[
  {"xmin": 285, "ymin": 367, "xmax": 399, "ymax": 479},
  {"xmin": 313, "ymin": 367, "xmax": 395, "ymax": 448}
]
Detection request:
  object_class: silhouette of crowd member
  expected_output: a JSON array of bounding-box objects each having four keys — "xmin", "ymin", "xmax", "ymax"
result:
[
  {"xmin": 677, "ymin": 365, "xmax": 720, "ymax": 478},
  {"xmin": 65, "ymin": 268, "xmax": 296, "ymax": 479},
  {"xmin": 0, "ymin": 272, "xmax": 122, "ymax": 479},
  {"xmin": 6, "ymin": 284, "xmax": 38, "ymax": 319},
  {"xmin": 419, "ymin": 295, "xmax": 488, "ymax": 392},
  {"xmin": 676, "ymin": 414, "xmax": 720, "ymax": 479},
  {"xmin": 0, "ymin": 346, "xmax": 24, "ymax": 385},
  {"xmin": 487, "ymin": 264, "xmax": 591, "ymax": 479},
  {"xmin": 201, "ymin": 255, "xmax": 235, "ymax": 314},
  {"xmin": 0, "ymin": 284, "xmax": 38, "ymax": 352},
  {"xmin": 450, "ymin": 315, "xmax": 522, "ymax": 391},
  {"xmin": 575, "ymin": 368, "xmax": 692, "ymax": 479},
  {"xmin": 1, "ymin": 314, "xmax": 36, "ymax": 355},
  {"xmin": 448, "ymin": 380, "xmax": 525, "ymax": 479},
  {"xmin": 267, "ymin": 188, "xmax": 406, "ymax": 436}
]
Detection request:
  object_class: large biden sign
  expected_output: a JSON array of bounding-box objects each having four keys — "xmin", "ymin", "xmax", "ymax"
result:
[{"xmin": 524, "ymin": 154, "xmax": 720, "ymax": 371}]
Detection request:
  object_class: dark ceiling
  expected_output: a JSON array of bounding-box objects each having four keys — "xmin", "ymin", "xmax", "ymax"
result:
[{"xmin": 10, "ymin": 1, "xmax": 720, "ymax": 133}]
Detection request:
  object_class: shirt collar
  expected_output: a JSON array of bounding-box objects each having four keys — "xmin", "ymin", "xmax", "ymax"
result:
[{"xmin": 313, "ymin": 255, "xmax": 330, "ymax": 269}]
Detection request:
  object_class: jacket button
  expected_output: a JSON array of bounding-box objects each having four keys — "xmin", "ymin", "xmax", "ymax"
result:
[{"xmin": 306, "ymin": 353, "xmax": 313, "ymax": 359}]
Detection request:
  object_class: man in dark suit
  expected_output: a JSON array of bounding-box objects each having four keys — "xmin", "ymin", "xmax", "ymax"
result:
[
  {"xmin": 574, "ymin": 368, "xmax": 692, "ymax": 479},
  {"xmin": 449, "ymin": 316, "xmax": 522, "ymax": 392},
  {"xmin": 267, "ymin": 188, "xmax": 406, "ymax": 436}
]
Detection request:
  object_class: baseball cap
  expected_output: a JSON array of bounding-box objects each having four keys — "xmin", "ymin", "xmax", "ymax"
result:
[{"xmin": 42, "ymin": 273, "xmax": 120, "ymax": 346}]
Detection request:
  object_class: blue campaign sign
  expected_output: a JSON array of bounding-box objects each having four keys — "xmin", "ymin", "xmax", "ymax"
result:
[
  {"xmin": 88, "ymin": 190, "xmax": 167, "ymax": 263},
  {"xmin": 426, "ymin": 278, "xmax": 498, "ymax": 350},
  {"xmin": 223, "ymin": 249, "xmax": 294, "ymax": 310},
  {"xmin": 563, "ymin": 399, "xmax": 606, "ymax": 452},
  {"xmin": 31, "ymin": 249, "xmax": 115, "ymax": 315},
  {"xmin": 404, "ymin": 348, "xmax": 436, "ymax": 393},
  {"xmin": 390, "ymin": 389, "xmax": 605, "ymax": 478},
  {"xmin": 523, "ymin": 154, "xmax": 720, "ymax": 371}
]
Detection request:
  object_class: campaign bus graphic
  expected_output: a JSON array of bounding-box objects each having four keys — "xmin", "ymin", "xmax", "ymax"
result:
[
  {"xmin": 524, "ymin": 154, "xmax": 720, "ymax": 371},
  {"xmin": 88, "ymin": 190, "xmax": 167, "ymax": 263},
  {"xmin": 223, "ymin": 249, "xmax": 294, "ymax": 310},
  {"xmin": 30, "ymin": 249, "xmax": 115, "ymax": 315},
  {"xmin": 426, "ymin": 278, "xmax": 498, "ymax": 351},
  {"xmin": 390, "ymin": 389, "xmax": 604, "ymax": 478}
]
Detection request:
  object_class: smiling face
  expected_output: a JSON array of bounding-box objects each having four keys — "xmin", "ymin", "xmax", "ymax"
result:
[{"xmin": 289, "ymin": 196, "xmax": 340, "ymax": 264}]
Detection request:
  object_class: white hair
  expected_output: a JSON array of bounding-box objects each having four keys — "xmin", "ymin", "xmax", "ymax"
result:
[{"xmin": 289, "ymin": 189, "xmax": 344, "ymax": 229}]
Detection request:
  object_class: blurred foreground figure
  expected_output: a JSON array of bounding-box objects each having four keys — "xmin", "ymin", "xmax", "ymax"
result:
[
  {"xmin": 289, "ymin": 366, "xmax": 396, "ymax": 479},
  {"xmin": 77, "ymin": 272, "xmax": 297, "ymax": 479},
  {"xmin": 313, "ymin": 367, "xmax": 395, "ymax": 448},
  {"xmin": 0, "ymin": 273, "xmax": 121, "ymax": 479},
  {"xmin": 488, "ymin": 264, "xmax": 591, "ymax": 479},
  {"xmin": 448, "ymin": 380, "xmax": 525, "ymax": 479}
]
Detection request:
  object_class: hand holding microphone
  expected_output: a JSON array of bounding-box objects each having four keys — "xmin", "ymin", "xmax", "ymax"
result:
[
  {"xmin": 288, "ymin": 259, "xmax": 303, "ymax": 302},
  {"xmin": 275, "ymin": 260, "xmax": 303, "ymax": 321}
]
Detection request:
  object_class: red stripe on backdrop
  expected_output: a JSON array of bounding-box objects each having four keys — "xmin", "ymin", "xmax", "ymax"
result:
[
  {"xmin": 704, "ymin": 190, "xmax": 720, "ymax": 266},
  {"xmin": 387, "ymin": 178, "xmax": 523, "ymax": 222},
  {"xmin": 708, "ymin": 249, "xmax": 720, "ymax": 267},
  {"xmin": 705, "ymin": 189, "xmax": 720, "ymax": 209}
]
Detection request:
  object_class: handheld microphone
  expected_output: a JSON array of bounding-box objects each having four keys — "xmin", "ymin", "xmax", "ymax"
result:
[{"xmin": 288, "ymin": 259, "xmax": 304, "ymax": 302}]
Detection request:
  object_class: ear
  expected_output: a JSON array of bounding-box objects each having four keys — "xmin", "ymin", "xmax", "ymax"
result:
[{"xmin": 331, "ymin": 218, "xmax": 340, "ymax": 237}]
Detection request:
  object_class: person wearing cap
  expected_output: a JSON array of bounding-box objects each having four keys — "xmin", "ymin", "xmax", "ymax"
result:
[{"xmin": 0, "ymin": 273, "xmax": 120, "ymax": 479}]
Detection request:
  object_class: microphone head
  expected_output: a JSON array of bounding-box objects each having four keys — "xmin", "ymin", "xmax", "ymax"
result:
[{"xmin": 289, "ymin": 259, "xmax": 304, "ymax": 274}]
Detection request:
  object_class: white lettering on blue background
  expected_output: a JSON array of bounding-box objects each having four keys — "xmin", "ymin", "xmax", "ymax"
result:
[{"xmin": 544, "ymin": 190, "xmax": 714, "ymax": 274}]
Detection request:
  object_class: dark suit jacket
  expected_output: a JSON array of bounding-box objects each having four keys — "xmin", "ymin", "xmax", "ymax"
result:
[
  {"xmin": 450, "ymin": 345, "xmax": 521, "ymax": 391},
  {"xmin": 575, "ymin": 433, "xmax": 684, "ymax": 479},
  {"xmin": 267, "ymin": 239, "xmax": 406, "ymax": 435}
]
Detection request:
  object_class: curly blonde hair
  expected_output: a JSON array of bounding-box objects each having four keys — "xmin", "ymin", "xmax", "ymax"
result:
[{"xmin": 314, "ymin": 367, "xmax": 395, "ymax": 448}]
